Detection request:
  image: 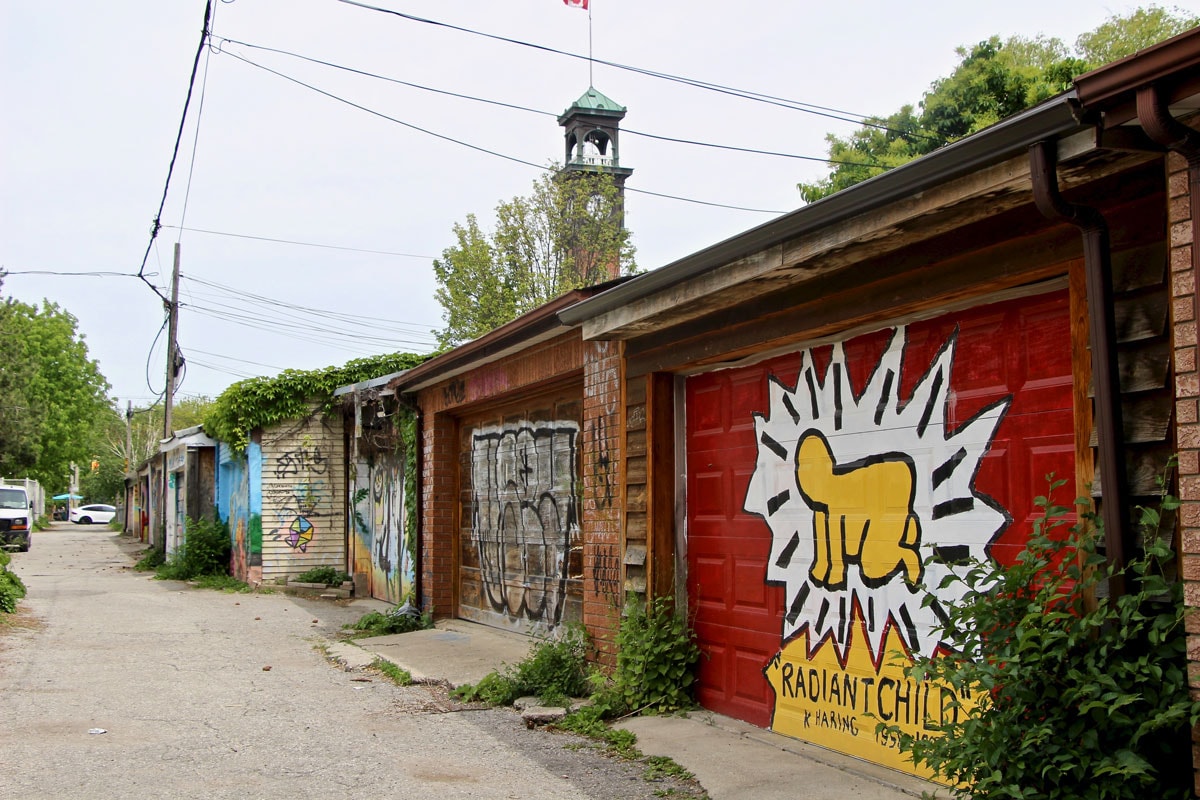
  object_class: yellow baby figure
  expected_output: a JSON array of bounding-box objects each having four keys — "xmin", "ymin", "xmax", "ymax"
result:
[{"xmin": 795, "ymin": 429, "xmax": 923, "ymax": 590}]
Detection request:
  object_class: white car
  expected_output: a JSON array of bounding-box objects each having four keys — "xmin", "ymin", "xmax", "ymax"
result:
[{"xmin": 70, "ymin": 504, "xmax": 116, "ymax": 525}]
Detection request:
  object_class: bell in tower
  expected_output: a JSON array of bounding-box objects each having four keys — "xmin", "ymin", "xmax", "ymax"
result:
[{"xmin": 558, "ymin": 86, "xmax": 634, "ymax": 194}]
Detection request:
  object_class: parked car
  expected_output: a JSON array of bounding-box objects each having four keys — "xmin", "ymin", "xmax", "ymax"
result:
[
  {"xmin": 0, "ymin": 485, "xmax": 32, "ymax": 551},
  {"xmin": 70, "ymin": 504, "xmax": 116, "ymax": 525}
]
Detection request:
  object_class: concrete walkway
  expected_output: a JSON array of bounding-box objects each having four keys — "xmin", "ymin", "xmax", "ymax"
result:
[{"xmin": 352, "ymin": 620, "xmax": 941, "ymax": 800}]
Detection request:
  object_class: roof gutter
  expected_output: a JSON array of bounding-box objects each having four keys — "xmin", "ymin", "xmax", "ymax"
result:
[{"xmin": 560, "ymin": 93, "xmax": 1085, "ymax": 327}]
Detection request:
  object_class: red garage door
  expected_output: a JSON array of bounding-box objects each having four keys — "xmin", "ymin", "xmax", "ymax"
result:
[{"xmin": 685, "ymin": 291, "xmax": 1075, "ymax": 772}]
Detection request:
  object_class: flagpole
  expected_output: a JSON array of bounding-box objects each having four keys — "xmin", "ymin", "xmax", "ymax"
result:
[{"xmin": 588, "ymin": 3, "xmax": 593, "ymax": 87}]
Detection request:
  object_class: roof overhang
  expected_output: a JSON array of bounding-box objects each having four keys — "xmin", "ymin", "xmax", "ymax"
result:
[{"xmin": 395, "ymin": 278, "xmax": 632, "ymax": 394}]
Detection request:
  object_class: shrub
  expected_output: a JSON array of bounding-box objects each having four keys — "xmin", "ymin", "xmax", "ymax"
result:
[
  {"xmin": 134, "ymin": 547, "xmax": 165, "ymax": 571},
  {"xmin": 348, "ymin": 604, "xmax": 433, "ymax": 637},
  {"xmin": 453, "ymin": 625, "xmax": 590, "ymax": 706},
  {"xmin": 608, "ymin": 596, "xmax": 700, "ymax": 715},
  {"xmin": 879, "ymin": 477, "xmax": 1199, "ymax": 798},
  {"xmin": 0, "ymin": 566, "xmax": 27, "ymax": 613},
  {"xmin": 156, "ymin": 516, "xmax": 231, "ymax": 581},
  {"xmin": 294, "ymin": 565, "xmax": 351, "ymax": 586}
]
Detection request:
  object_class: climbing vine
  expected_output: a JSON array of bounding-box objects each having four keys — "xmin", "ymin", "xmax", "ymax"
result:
[{"xmin": 203, "ymin": 352, "xmax": 428, "ymax": 454}]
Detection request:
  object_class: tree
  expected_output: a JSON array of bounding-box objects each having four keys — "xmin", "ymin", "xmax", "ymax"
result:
[
  {"xmin": 433, "ymin": 170, "xmax": 636, "ymax": 349},
  {"xmin": 799, "ymin": 6, "xmax": 1199, "ymax": 203},
  {"xmin": 0, "ymin": 286, "xmax": 112, "ymax": 490}
]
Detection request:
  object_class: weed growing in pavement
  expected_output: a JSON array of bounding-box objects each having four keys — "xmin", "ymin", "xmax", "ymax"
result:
[
  {"xmin": 155, "ymin": 516, "xmax": 231, "ymax": 581},
  {"xmin": 293, "ymin": 565, "xmax": 351, "ymax": 586},
  {"xmin": 191, "ymin": 574, "xmax": 252, "ymax": 592},
  {"xmin": 345, "ymin": 605, "xmax": 433, "ymax": 638},
  {"xmin": 371, "ymin": 657, "xmax": 413, "ymax": 685},
  {"xmin": 133, "ymin": 547, "xmax": 165, "ymax": 571},
  {"xmin": 0, "ymin": 550, "xmax": 27, "ymax": 613},
  {"xmin": 451, "ymin": 625, "xmax": 590, "ymax": 706}
]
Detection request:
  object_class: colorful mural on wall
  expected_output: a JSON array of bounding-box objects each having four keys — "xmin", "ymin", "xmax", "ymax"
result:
[
  {"xmin": 468, "ymin": 421, "xmax": 581, "ymax": 629},
  {"xmin": 219, "ymin": 442, "xmax": 263, "ymax": 584},
  {"xmin": 352, "ymin": 453, "xmax": 413, "ymax": 604},
  {"xmin": 687, "ymin": 292, "xmax": 1075, "ymax": 776},
  {"xmin": 268, "ymin": 480, "xmax": 326, "ymax": 553}
]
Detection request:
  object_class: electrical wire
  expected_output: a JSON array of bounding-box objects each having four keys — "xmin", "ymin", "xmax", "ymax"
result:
[
  {"xmin": 1, "ymin": 270, "xmax": 140, "ymax": 278},
  {"xmin": 135, "ymin": 1, "xmax": 213, "ymax": 301},
  {"xmin": 214, "ymin": 36, "xmax": 884, "ymax": 169},
  {"xmin": 182, "ymin": 274, "xmax": 439, "ymax": 335},
  {"xmin": 334, "ymin": 0, "xmax": 941, "ymax": 144},
  {"xmin": 219, "ymin": 49, "xmax": 787, "ymax": 215},
  {"xmin": 162, "ymin": 225, "xmax": 436, "ymax": 259}
]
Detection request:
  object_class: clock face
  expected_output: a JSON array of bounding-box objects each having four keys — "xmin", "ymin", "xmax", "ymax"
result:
[{"xmin": 586, "ymin": 194, "xmax": 605, "ymax": 215}]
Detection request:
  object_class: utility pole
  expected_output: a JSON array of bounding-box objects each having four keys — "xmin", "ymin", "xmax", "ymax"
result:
[
  {"xmin": 125, "ymin": 400, "xmax": 133, "ymax": 533},
  {"xmin": 164, "ymin": 243, "xmax": 181, "ymax": 439}
]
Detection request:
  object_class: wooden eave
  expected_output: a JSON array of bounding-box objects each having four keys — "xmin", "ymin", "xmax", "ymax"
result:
[
  {"xmin": 571, "ymin": 128, "xmax": 1154, "ymax": 343},
  {"xmin": 393, "ymin": 279, "xmax": 630, "ymax": 394}
]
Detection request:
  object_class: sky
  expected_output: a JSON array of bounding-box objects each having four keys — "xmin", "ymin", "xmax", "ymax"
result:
[{"xmin": 3, "ymin": 1, "xmax": 1197, "ymax": 408}]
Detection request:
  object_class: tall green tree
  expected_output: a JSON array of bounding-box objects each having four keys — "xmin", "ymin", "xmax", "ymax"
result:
[
  {"xmin": 0, "ymin": 285, "xmax": 112, "ymax": 490},
  {"xmin": 799, "ymin": 6, "xmax": 1198, "ymax": 203},
  {"xmin": 433, "ymin": 170, "xmax": 636, "ymax": 349}
]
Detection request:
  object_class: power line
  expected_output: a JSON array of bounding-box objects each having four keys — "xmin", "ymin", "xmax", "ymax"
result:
[
  {"xmin": 136, "ymin": 1, "xmax": 213, "ymax": 302},
  {"xmin": 214, "ymin": 36, "xmax": 884, "ymax": 169},
  {"xmin": 334, "ymin": 0, "xmax": 941, "ymax": 145},
  {"xmin": 219, "ymin": 49, "xmax": 787, "ymax": 215},
  {"xmin": 162, "ymin": 225, "xmax": 436, "ymax": 259},
  {"xmin": 181, "ymin": 274, "xmax": 439, "ymax": 336},
  {"xmin": 1, "ymin": 270, "xmax": 140, "ymax": 278}
]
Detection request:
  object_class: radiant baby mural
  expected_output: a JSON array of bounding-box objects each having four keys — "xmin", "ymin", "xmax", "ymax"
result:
[{"xmin": 738, "ymin": 293, "xmax": 1074, "ymax": 775}]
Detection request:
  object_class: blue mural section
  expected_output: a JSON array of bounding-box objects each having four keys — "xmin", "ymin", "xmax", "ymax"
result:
[{"xmin": 216, "ymin": 441, "xmax": 263, "ymax": 583}]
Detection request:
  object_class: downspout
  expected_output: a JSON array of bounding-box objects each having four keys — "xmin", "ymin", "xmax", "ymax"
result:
[
  {"xmin": 1030, "ymin": 140, "xmax": 1130, "ymax": 587},
  {"xmin": 1137, "ymin": 85, "xmax": 1200, "ymax": 324}
]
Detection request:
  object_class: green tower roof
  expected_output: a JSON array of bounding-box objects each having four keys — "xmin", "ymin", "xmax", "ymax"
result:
[{"xmin": 563, "ymin": 86, "xmax": 626, "ymax": 116}]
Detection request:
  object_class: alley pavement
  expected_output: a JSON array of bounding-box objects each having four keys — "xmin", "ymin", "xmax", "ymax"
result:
[
  {"xmin": 348, "ymin": 617, "xmax": 940, "ymax": 799},
  {"xmin": 3, "ymin": 525, "xmax": 938, "ymax": 799}
]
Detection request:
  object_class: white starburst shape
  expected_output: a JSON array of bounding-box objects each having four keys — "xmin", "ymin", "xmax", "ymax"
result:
[{"xmin": 744, "ymin": 326, "xmax": 1011, "ymax": 663}]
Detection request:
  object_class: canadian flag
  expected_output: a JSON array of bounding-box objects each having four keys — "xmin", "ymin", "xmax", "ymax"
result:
[{"xmin": 563, "ymin": 0, "xmax": 588, "ymax": 8}]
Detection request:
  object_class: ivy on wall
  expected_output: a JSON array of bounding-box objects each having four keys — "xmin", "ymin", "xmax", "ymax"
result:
[{"xmin": 203, "ymin": 352, "xmax": 428, "ymax": 454}]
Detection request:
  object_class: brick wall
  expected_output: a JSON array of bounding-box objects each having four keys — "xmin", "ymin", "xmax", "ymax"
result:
[
  {"xmin": 1169, "ymin": 144, "xmax": 1200, "ymax": 796},
  {"xmin": 582, "ymin": 340, "xmax": 624, "ymax": 664}
]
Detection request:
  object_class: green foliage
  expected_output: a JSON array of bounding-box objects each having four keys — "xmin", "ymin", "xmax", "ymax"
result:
[
  {"xmin": 191, "ymin": 574, "xmax": 251, "ymax": 592},
  {"xmin": 204, "ymin": 352, "xmax": 427, "ymax": 454},
  {"xmin": 155, "ymin": 516, "xmax": 231, "ymax": 581},
  {"xmin": 0, "ymin": 563, "xmax": 27, "ymax": 613},
  {"xmin": 1075, "ymin": 5, "xmax": 1199, "ymax": 65},
  {"xmin": 799, "ymin": 6, "xmax": 1199, "ymax": 203},
  {"xmin": 879, "ymin": 477, "xmax": 1198, "ymax": 798},
  {"xmin": 370, "ymin": 656, "xmax": 413, "ymax": 685},
  {"xmin": 0, "ymin": 288, "xmax": 113, "ymax": 488},
  {"xmin": 134, "ymin": 546, "xmax": 166, "ymax": 571},
  {"xmin": 293, "ymin": 565, "xmax": 350, "ymax": 586},
  {"xmin": 608, "ymin": 596, "xmax": 701, "ymax": 715},
  {"xmin": 347, "ymin": 605, "xmax": 433, "ymax": 637},
  {"xmin": 434, "ymin": 170, "xmax": 637, "ymax": 348},
  {"xmin": 452, "ymin": 625, "xmax": 591, "ymax": 706}
]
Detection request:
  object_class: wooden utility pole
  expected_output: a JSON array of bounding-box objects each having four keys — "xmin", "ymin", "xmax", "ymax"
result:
[{"xmin": 164, "ymin": 243, "xmax": 181, "ymax": 438}]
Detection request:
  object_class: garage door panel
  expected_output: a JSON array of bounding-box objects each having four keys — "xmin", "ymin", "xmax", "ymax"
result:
[
  {"xmin": 458, "ymin": 393, "xmax": 583, "ymax": 635},
  {"xmin": 685, "ymin": 291, "xmax": 1074, "ymax": 774}
]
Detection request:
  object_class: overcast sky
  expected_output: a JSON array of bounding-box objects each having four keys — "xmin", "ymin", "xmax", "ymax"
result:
[{"xmin": 4, "ymin": 1, "xmax": 1196, "ymax": 407}]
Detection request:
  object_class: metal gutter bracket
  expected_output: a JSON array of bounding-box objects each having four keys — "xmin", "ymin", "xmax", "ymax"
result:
[{"xmin": 1029, "ymin": 139, "xmax": 1130, "ymax": 585}]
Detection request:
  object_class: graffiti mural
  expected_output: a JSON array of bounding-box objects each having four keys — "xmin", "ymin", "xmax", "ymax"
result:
[
  {"xmin": 352, "ymin": 453, "xmax": 413, "ymax": 604},
  {"xmin": 269, "ymin": 481, "xmax": 325, "ymax": 553},
  {"xmin": 743, "ymin": 323, "xmax": 1020, "ymax": 774},
  {"xmin": 469, "ymin": 422, "xmax": 580, "ymax": 629}
]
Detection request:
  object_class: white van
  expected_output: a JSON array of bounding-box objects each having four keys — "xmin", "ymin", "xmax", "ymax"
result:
[{"xmin": 0, "ymin": 485, "xmax": 33, "ymax": 551}]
